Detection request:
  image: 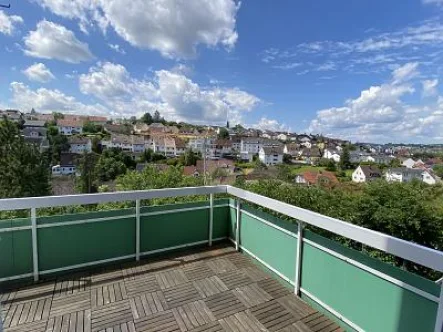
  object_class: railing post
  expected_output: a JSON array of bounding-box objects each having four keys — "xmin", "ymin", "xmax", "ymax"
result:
[
  {"xmin": 294, "ymin": 221, "xmax": 304, "ymax": 296},
  {"xmin": 31, "ymin": 208, "xmax": 39, "ymax": 282},
  {"xmin": 135, "ymin": 200, "xmax": 140, "ymax": 261},
  {"xmin": 209, "ymin": 194, "xmax": 214, "ymax": 246},
  {"xmin": 235, "ymin": 199, "xmax": 241, "ymax": 251},
  {"xmin": 435, "ymin": 284, "xmax": 443, "ymax": 332}
]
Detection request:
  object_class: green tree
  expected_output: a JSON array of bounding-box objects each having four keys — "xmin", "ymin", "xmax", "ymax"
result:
[
  {"xmin": 326, "ymin": 160, "xmax": 337, "ymax": 171},
  {"xmin": 0, "ymin": 117, "xmax": 51, "ymax": 198},
  {"xmin": 153, "ymin": 110, "xmax": 165, "ymax": 123},
  {"xmin": 83, "ymin": 121, "xmax": 102, "ymax": 134},
  {"xmin": 77, "ymin": 153, "xmax": 98, "ymax": 193},
  {"xmin": 141, "ymin": 148, "xmax": 153, "ymax": 163},
  {"xmin": 339, "ymin": 146, "xmax": 352, "ymax": 169},
  {"xmin": 94, "ymin": 148, "xmax": 132, "ymax": 181},
  {"xmin": 389, "ymin": 158, "xmax": 402, "ymax": 168},
  {"xmin": 433, "ymin": 165, "xmax": 443, "ymax": 178},
  {"xmin": 283, "ymin": 154, "xmax": 292, "ymax": 164},
  {"xmin": 184, "ymin": 149, "xmax": 198, "ymax": 166},
  {"xmin": 142, "ymin": 112, "xmax": 153, "ymax": 125},
  {"xmin": 91, "ymin": 136, "xmax": 102, "ymax": 154},
  {"xmin": 53, "ymin": 112, "xmax": 64, "ymax": 121},
  {"xmin": 47, "ymin": 129, "xmax": 69, "ymax": 165},
  {"xmin": 218, "ymin": 127, "xmax": 230, "ymax": 139}
]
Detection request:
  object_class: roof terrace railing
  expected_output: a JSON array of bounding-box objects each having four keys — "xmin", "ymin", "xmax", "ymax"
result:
[{"xmin": 0, "ymin": 185, "xmax": 443, "ymax": 331}]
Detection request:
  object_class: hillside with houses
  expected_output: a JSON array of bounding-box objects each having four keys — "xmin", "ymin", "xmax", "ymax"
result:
[{"xmin": 2, "ymin": 109, "xmax": 443, "ymax": 194}]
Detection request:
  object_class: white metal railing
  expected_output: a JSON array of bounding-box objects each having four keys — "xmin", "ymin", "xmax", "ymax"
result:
[{"xmin": 0, "ymin": 185, "xmax": 443, "ymax": 332}]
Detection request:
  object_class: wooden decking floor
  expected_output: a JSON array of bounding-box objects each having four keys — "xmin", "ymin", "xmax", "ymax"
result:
[{"xmin": 0, "ymin": 243, "xmax": 343, "ymax": 332}]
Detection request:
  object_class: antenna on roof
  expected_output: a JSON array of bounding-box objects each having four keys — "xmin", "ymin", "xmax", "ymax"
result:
[{"xmin": 0, "ymin": 3, "xmax": 10, "ymax": 8}]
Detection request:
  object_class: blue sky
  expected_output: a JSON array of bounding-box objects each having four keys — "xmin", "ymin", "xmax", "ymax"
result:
[{"xmin": 1, "ymin": 0, "xmax": 443, "ymax": 143}]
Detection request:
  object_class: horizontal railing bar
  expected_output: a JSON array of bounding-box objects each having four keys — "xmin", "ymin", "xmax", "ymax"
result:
[
  {"xmin": 226, "ymin": 186, "xmax": 443, "ymax": 273},
  {"xmin": 0, "ymin": 186, "xmax": 228, "ymax": 211}
]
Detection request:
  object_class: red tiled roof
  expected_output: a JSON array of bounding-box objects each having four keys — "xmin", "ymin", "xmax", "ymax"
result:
[
  {"xmin": 57, "ymin": 119, "xmax": 84, "ymax": 127},
  {"xmin": 300, "ymin": 170, "xmax": 338, "ymax": 186},
  {"xmin": 183, "ymin": 166, "xmax": 199, "ymax": 176}
]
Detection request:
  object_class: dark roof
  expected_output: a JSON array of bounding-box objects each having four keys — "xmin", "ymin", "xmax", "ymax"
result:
[
  {"xmin": 60, "ymin": 153, "xmax": 76, "ymax": 166},
  {"xmin": 261, "ymin": 146, "xmax": 284, "ymax": 155},
  {"xmin": 68, "ymin": 136, "xmax": 90, "ymax": 144},
  {"xmin": 24, "ymin": 120, "xmax": 46, "ymax": 127},
  {"xmin": 298, "ymin": 170, "xmax": 338, "ymax": 186},
  {"xmin": 22, "ymin": 127, "xmax": 47, "ymax": 137},
  {"xmin": 300, "ymin": 147, "xmax": 322, "ymax": 157},
  {"xmin": 359, "ymin": 165, "xmax": 382, "ymax": 178}
]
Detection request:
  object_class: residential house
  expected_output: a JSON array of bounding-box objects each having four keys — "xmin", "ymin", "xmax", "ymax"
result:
[
  {"xmin": 385, "ymin": 168, "xmax": 436, "ymax": 185},
  {"xmin": 174, "ymin": 137, "xmax": 187, "ymax": 156},
  {"xmin": 23, "ymin": 120, "xmax": 46, "ymax": 128},
  {"xmin": 68, "ymin": 136, "xmax": 92, "ymax": 154},
  {"xmin": 323, "ymin": 149, "xmax": 341, "ymax": 163},
  {"xmin": 276, "ymin": 133, "xmax": 288, "ymax": 141},
  {"xmin": 299, "ymin": 147, "xmax": 322, "ymax": 165},
  {"xmin": 196, "ymin": 158, "xmax": 236, "ymax": 176},
  {"xmin": 166, "ymin": 126, "xmax": 180, "ymax": 134},
  {"xmin": 372, "ymin": 154, "xmax": 395, "ymax": 165},
  {"xmin": 57, "ymin": 119, "xmax": 83, "ymax": 135},
  {"xmin": 84, "ymin": 116, "xmax": 107, "ymax": 126},
  {"xmin": 101, "ymin": 134, "xmax": 145, "ymax": 153},
  {"xmin": 0, "ymin": 109, "xmax": 22, "ymax": 122},
  {"xmin": 230, "ymin": 137, "xmax": 241, "ymax": 151},
  {"xmin": 350, "ymin": 150, "xmax": 374, "ymax": 163},
  {"xmin": 259, "ymin": 146, "xmax": 284, "ymax": 166},
  {"xmin": 295, "ymin": 170, "xmax": 338, "ymax": 187},
  {"xmin": 352, "ymin": 165, "xmax": 382, "ymax": 183},
  {"xmin": 133, "ymin": 123, "xmax": 150, "ymax": 134},
  {"xmin": 22, "ymin": 127, "xmax": 47, "ymax": 138},
  {"xmin": 24, "ymin": 136, "xmax": 50, "ymax": 152},
  {"xmin": 52, "ymin": 153, "xmax": 77, "ymax": 176},
  {"xmin": 208, "ymin": 139, "xmax": 233, "ymax": 159},
  {"xmin": 283, "ymin": 143, "xmax": 300, "ymax": 157},
  {"xmin": 240, "ymin": 137, "xmax": 282, "ymax": 155},
  {"xmin": 402, "ymin": 158, "xmax": 416, "ymax": 169}
]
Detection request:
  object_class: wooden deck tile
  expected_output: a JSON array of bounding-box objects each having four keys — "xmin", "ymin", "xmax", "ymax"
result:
[
  {"xmin": 3, "ymin": 298, "xmax": 51, "ymax": 328},
  {"xmin": 257, "ymin": 279, "xmax": 291, "ymax": 299},
  {"xmin": 301, "ymin": 312, "xmax": 343, "ymax": 332},
  {"xmin": 172, "ymin": 300, "xmax": 216, "ymax": 330},
  {"xmin": 186, "ymin": 321, "xmax": 224, "ymax": 332},
  {"xmin": 91, "ymin": 282, "xmax": 127, "ymax": 308},
  {"xmin": 203, "ymin": 291, "xmax": 246, "ymax": 320},
  {"xmin": 219, "ymin": 311, "xmax": 267, "ymax": 332},
  {"xmin": 163, "ymin": 283, "xmax": 203, "ymax": 308},
  {"xmin": 249, "ymin": 300, "xmax": 298, "ymax": 332},
  {"xmin": 53, "ymin": 275, "xmax": 90, "ymax": 298},
  {"xmin": 91, "ymin": 300, "xmax": 133, "ymax": 332},
  {"xmin": 206, "ymin": 259, "xmax": 237, "ymax": 274},
  {"xmin": 3, "ymin": 319, "xmax": 48, "ymax": 332},
  {"xmin": 182, "ymin": 263, "xmax": 215, "ymax": 281},
  {"xmin": 217, "ymin": 271, "xmax": 251, "ymax": 290},
  {"xmin": 193, "ymin": 276, "xmax": 228, "ymax": 298},
  {"xmin": 129, "ymin": 291, "xmax": 167, "ymax": 319},
  {"xmin": 134, "ymin": 310, "xmax": 180, "ymax": 332},
  {"xmin": 277, "ymin": 295, "xmax": 316, "ymax": 320},
  {"xmin": 156, "ymin": 269, "xmax": 189, "ymax": 290},
  {"xmin": 124, "ymin": 275, "xmax": 160, "ymax": 297},
  {"xmin": 233, "ymin": 283, "xmax": 272, "ymax": 308},
  {"xmin": 50, "ymin": 292, "xmax": 90, "ymax": 317},
  {"xmin": 46, "ymin": 309, "xmax": 91, "ymax": 332}
]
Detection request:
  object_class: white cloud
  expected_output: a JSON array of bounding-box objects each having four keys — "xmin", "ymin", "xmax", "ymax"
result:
[
  {"xmin": 23, "ymin": 20, "xmax": 94, "ymax": 63},
  {"xmin": 307, "ymin": 64, "xmax": 443, "ymax": 143},
  {"xmin": 422, "ymin": 79, "xmax": 439, "ymax": 97},
  {"xmin": 35, "ymin": 0, "xmax": 240, "ymax": 59},
  {"xmin": 272, "ymin": 62, "xmax": 302, "ymax": 70},
  {"xmin": 22, "ymin": 63, "xmax": 55, "ymax": 83},
  {"xmin": 252, "ymin": 117, "xmax": 289, "ymax": 132},
  {"xmin": 78, "ymin": 62, "xmax": 260, "ymax": 124},
  {"xmin": 108, "ymin": 43, "xmax": 126, "ymax": 54},
  {"xmin": 392, "ymin": 62, "xmax": 419, "ymax": 84},
  {"xmin": 0, "ymin": 10, "xmax": 23, "ymax": 35},
  {"xmin": 423, "ymin": 0, "xmax": 443, "ymax": 5},
  {"xmin": 10, "ymin": 82, "xmax": 108, "ymax": 115}
]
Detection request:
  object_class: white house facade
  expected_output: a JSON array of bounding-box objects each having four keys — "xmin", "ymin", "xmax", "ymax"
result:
[{"xmin": 259, "ymin": 147, "xmax": 284, "ymax": 166}]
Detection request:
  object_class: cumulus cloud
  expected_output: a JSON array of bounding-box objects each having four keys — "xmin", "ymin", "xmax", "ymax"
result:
[
  {"xmin": 422, "ymin": 79, "xmax": 439, "ymax": 97},
  {"xmin": 35, "ymin": 0, "xmax": 240, "ymax": 59},
  {"xmin": 252, "ymin": 117, "xmax": 290, "ymax": 132},
  {"xmin": 22, "ymin": 63, "xmax": 55, "ymax": 83},
  {"xmin": 0, "ymin": 10, "xmax": 23, "ymax": 35},
  {"xmin": 78, "ymin": 62, "xmax": 260, "ymax": 124},
  {"xmin": 308, "ymin": 63, "xmax": 443, "ymax": 142},
  {"xmin": 10, "ymin": 82, "xmax": 108, "ymax": 115},
  {"xmin": 24, "ymin": 20, "xmax": 94, "ymax": 63}
]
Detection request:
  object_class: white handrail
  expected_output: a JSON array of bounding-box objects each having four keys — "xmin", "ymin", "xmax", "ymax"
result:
[
  {"xmin": 0, "ymin": 186, "xmax": 227, "ymax": 210},
  {"xmin": 226, "ymin": 185, "xmax": 443, "ymax": 273}
]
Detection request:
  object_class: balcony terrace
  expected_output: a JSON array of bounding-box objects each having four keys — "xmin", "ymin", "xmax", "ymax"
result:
[{"xmin": 0, "ymin": 186, "xmax": 442, "ymax": 332}]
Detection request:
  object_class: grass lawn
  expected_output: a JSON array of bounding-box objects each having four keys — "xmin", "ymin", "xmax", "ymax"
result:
[
  {"xmin": 290, "ymin": 165, "xmax": 327, "ymax": 175},
  {"xmin": 345, "ymin": 169, "xmax": 354, "ymax": 177}
]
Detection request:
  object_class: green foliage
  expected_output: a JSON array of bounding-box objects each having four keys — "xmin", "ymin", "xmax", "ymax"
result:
[
  {"xmin": 389, "ymin": 158, "xmax": 402, "ymax": 168},
  {"xmin": 83, "ymin": 121, "xmax": 103, "ymax": 134},
  {"xmin": 339, "ymin": 146, "xmax": 352, "ymax": 169},
  {"xmin": 276, "ymin": 164, "xmax": 293, "ymax": 182},
  {"xmin": 77, "ymin": 152, "xmax": 98, "ymax": 193},
  {"xmin": 141, "ymin": 112, "xmax": 153, "ymax": 125},
  {"xmin": 91, "ymin": 136, "xmax": 102, "ymax": 153},
  {"xmin": 183, "ymin": 149, "xmax": 198, "ymax": 166},
  {"xmin": 241, "ymin": 179, "xmax": 443, "ymax": 278},
  {"xmin": 326, "ymin": 160, "xmax": 337, "ymax": 172},
  {"xmin": 433, "ymin": 165, "xmax": 443, "ymax": 178},
  {"xmin": 95, "ymin": 148, "xmax": 133, "ymax": 181},
  {"xmin": 153, "ymin": 110, "xmax": 166, "ymax": 124},
  {"xmin": 218, "ymin": 127, "xmax": 230, "ymax": 139},
  {"xmin": 47, "ymin": 126, "xmax": 69, "ymax": 164},
  {"xmin": 0, "ymin": 117, "xmax": 51, "ymax": 198},
  {"xmin": 283, "ymin": 153, "xmax": 292, "ymax": 164},
  {"xmin": 52, "ymin": 112, "xmax": 64, "ymax": 120}
]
